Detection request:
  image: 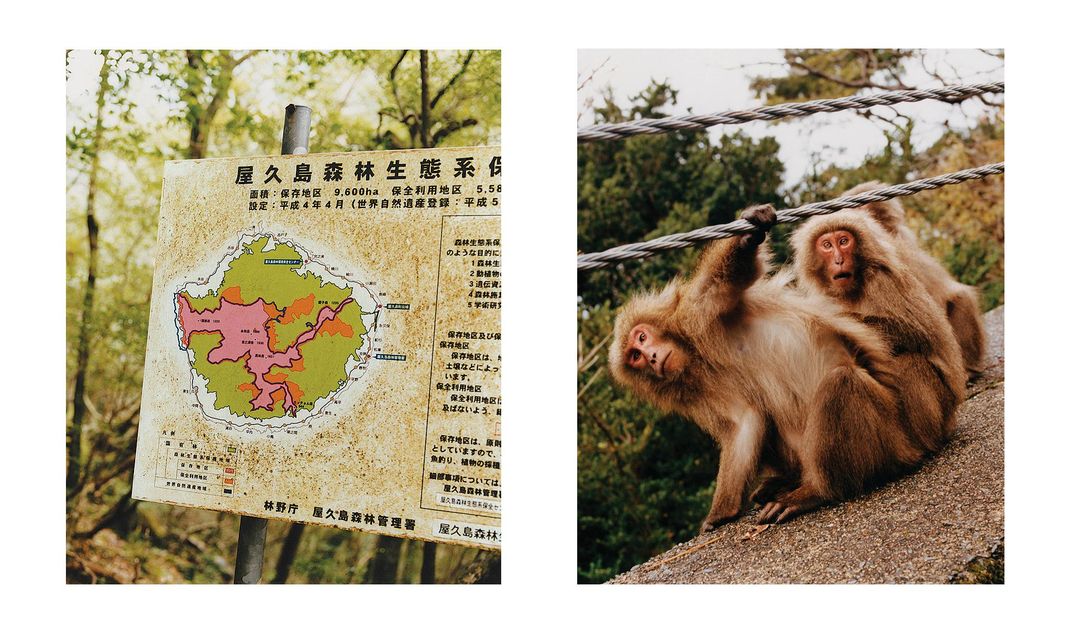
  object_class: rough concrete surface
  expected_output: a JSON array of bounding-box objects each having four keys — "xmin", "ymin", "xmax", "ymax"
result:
[{"xmin": 610, "ymin": 306, "xmax": 1005, "ymax": 584}]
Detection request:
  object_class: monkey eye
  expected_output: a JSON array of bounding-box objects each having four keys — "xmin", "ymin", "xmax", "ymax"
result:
[
  {"xmin": 638, "ymin": 332, "xmax": 646, "ymax": 343},
  {"xmin": 629, "ymin": 350, "xmax": 641, "ymax": 362},
  {"xmin": 839, "ymin": 237, "xmax": 848, "ymax": 246},
  {"xmin": 822, "ymin": 240, "xmax": 832, "ymax": 249}
]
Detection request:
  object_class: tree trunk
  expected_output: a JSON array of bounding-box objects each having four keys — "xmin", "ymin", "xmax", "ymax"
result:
[
  {"xmin": 395, "ymin": 538, "xmax": 411, "ymax": 583},
  {"xmin": 419, "ymin": 50, "xmax": 430, "ymax": 148},
  {"xmin": 184, "ymin": 51, "xmax": 254, "ymax": 159},
  {"xmin": 420, "ymin": 541, "xmax": 436, "ymax": 583},
  {"xmin": 68, "ymin": 50, "xmax": 111, "ymax": 494},
  {"xmin": 365, "ymin": 535, "xmax": 403, "ymax": 583},
  {"xmin": 185, "ymin": 51, "xmax": 207, "ymax": 159},
  {"xmin": 270, "ymin": 523, "xmax": 305, "ymax": 583}
]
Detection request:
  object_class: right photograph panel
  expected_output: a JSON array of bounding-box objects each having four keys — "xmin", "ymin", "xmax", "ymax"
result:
[{"xmin": 576, "ymin": 49, "xmax": 1005, "ymax": 584}]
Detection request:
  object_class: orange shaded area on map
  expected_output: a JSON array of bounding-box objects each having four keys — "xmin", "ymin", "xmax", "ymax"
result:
[
  {"xmin": 264, "ymin": 371, "xmax": 288, "ymax": 384},
  {"xmin": 221, "ymin": 286, "xmax": 244, "ymax": 304},
  {"xmin": 283, "ymin": 293, "xmax": 316, "ymax": 323},
  {"xmin": 237, "ymin": 382, "xmax": 260, "ymax": 399},
  {"xmin": 286, "ymin": 381, "xmax": 304, "ymax": 403},
  {"xmin": 267, "ymin": 293, "xmax": 317, "ymax": 351},
  {"xmin": 262, "ymin": 371, "xmax": 305, "ymax": 406},
  {"xmin": 319, "ymin": 316, "xmax": 354, "ymax": 338}
]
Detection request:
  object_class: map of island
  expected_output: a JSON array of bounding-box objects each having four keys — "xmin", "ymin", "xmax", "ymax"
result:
[{"xmin": 174, "ymin": 234, "xmax": 378, "ymax": 426}]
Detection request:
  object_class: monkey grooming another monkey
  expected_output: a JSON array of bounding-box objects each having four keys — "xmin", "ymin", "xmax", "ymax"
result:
[
  {"xmin": 792, "ymin": 209, "xmax": 967, "ymax": 456},
  {"xmin": 841, "ymin": 181, "xmax": 986, "ymax": 378},
  {"xmin": 610, "ymin": 206, "xmax": 926, "ymax": 531}
]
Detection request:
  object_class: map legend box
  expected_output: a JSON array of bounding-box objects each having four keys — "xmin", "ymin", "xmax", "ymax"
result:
[{"xmin": 154, "ymin": 436, "xmax": 238, "ymax": 497}]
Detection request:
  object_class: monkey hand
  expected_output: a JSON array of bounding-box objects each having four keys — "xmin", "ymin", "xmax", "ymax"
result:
[{"xmin": 739, "ymin": 204, "xmax": 776, "ymax": 246}]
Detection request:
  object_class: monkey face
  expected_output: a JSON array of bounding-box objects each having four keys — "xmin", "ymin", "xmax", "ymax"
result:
[
  {"xmin": 624, "ymin": 323, "xmax": 685, "ymax": 381},
  {"xmin": 815, "ymin": 229, "xmax": 859, "ymax": 296}
]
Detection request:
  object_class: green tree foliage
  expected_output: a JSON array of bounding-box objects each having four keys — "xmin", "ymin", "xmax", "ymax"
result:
[
  {"xmin": 66, "ymin": 49, "xmax": 500, "ymax": 584},
  {"xmin": 578, "ymin": 81, "xmax": 785, "ymax": 306},
  {"xmin": 751, "ymin": 49, "xmax": 916, "ymax": 102},
  {"xmin": 577, "ymin": 51, "xmax": 1002, "ymax": 583},
  {"xmin": 370, "ymin": 50, "xmax": 501, "ymax": 149}
]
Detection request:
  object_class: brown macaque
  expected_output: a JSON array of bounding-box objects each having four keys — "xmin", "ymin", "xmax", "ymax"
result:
[
  {"xmin": 792, "ymin": 209, "xmax": 968, "ymax": 456},
  {"xmin": 842, "ymin": 182, "xmax": 986, "ymax": 378},
  {"xmin": 610, "ymin": 205, "xmax": 926, "ymax": 531}
]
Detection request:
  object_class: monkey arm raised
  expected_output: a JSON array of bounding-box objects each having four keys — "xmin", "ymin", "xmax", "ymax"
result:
[{"xmin": 689, "ymin": 205, "xmax": 776, "ymax": 312}]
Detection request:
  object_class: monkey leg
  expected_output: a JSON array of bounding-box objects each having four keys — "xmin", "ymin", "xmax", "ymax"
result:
[
  {"xmin": 894, "ymin": 354, "xmax": 957, "ymax": 453},
  {"xmin": 749, "ymin": 440, "xmax": 801, "ymax": 505},
  {"xmin": 700, "ymin": 414, "xmax": 764, "ymax": 534},
  {"xmin": 795, "ymin": 364, "xmax": 921, "ymax": 521},
  {"xmin": 947, "ymin": 287, "xmax": 985, "ymax": 379}
]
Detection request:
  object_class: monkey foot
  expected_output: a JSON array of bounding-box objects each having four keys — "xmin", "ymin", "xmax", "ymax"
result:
[
  {"xmin": 699, "ymin": 511, "xmax": 738, "ymax": 534},
  {"xmin": 755, "ymin": 501, "xmax": 803, "ymax": 524},
  {"xmin": 755, "ymin": 487, "xmax": 823, "ymax": 524},
  {"xmin": 750, "ymin": 476, "xmax": 799, "ymax": 505}
]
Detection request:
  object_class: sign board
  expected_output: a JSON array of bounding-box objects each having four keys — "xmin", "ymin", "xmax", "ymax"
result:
[{"xmin": 132, "ymin": 146, "xmax": 501, "ymax": 550}]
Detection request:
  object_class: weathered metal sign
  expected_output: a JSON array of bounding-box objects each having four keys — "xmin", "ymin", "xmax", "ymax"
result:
[{"xmin": 133, "ymin": 146, "xmax": 501, "ymax": 549}]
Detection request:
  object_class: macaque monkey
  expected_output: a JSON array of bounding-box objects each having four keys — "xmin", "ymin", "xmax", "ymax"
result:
[
  {"xmin": 610, "ymin": 206, "xmax": 926, "ymax": 530},
  {"xmin": 841, "ymin": 182, "xmax": 986, "ymax": 378},
  {"xmin": 792, "ymin": 209, "xmax": 967, "ymax": 453}
]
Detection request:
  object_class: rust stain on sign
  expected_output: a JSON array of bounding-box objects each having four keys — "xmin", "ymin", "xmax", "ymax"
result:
[{"xmin": 133, "ymin": 146, "xmax": 502, "ymax": 550}]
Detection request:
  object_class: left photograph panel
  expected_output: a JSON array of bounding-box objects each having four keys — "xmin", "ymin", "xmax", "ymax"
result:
[{"xmin": 66, "ymin": 49, "xmax": 501, "ymax": 583}]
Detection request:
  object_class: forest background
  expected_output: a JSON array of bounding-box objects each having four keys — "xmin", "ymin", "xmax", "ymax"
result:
[
  {"xmin": 65, "ymin": 49, "xmax": 501, "ymax": 583},
  {"xmin": 576, "ymin": 49, "xmax": 1004, "ymax": 583}
]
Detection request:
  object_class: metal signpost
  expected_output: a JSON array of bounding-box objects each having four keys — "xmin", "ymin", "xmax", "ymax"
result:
[
  {"xmin": 132, "ymin": 105, "xmax": 502, "ymax": 583},
  {"xmin": 233, "ymin": 104, "xmax": 312, "ymax": 584}
]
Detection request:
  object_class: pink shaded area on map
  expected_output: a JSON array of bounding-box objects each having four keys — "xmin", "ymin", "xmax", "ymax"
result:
[{"xmin": 177, "ymin": 293, "xmax": 355, "ymax": 413}]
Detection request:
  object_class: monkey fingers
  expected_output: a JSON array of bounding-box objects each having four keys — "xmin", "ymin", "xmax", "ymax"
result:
[
  {"xmin": 755, "ymin": 486, "xmax": 823, "ymax": 524},
  {"xmin": 739, "ymin": 204, "xmax": 776, "ymax": 246},
  {"xmin": 756, "ymin": 501, "xmax": 802, "ymax": 524}
]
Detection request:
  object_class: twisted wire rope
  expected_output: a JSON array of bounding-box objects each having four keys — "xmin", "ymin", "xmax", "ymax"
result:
[
  {"xmin": 577, "ymin": 162, "xmax": 1005, "ymax": 271},
  {"xmin": 577, "ymin": 82, "xmax": 1004, "ymax": 142}
]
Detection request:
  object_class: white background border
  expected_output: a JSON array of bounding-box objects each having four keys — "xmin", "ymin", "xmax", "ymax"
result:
[{"xmin": 10, "ymin": 0, "xmax": 1069, "ymax": 620}]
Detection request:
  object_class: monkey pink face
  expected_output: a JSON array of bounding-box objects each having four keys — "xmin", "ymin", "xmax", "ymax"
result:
[
  {"xmin": 815, "ymin": 230, "xmax": 858, "ymax": 294},
  {"xmin": 625, "ymin": 323, "xmax": 684, "ymax": 380}
]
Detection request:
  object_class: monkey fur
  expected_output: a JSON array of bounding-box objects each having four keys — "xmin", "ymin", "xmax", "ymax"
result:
[
  {"xmin": 792, "ymin": 208, "xmax": 968, "ymax": 454},
  {"xmin": 610, "ymin": 206, "xmax": 928, "ymax": 531},
  {"xmin": 840, "ymin": 182, "xmax": 986, "ymax": 378}
]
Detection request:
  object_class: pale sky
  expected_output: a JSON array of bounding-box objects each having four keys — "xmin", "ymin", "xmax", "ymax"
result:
[{"xmin": 577, "ymin": 49, "xmax": 1004, "ymax": 187}]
